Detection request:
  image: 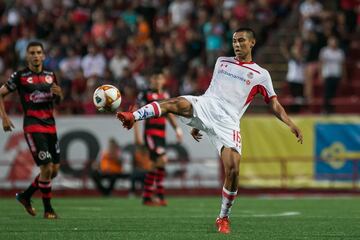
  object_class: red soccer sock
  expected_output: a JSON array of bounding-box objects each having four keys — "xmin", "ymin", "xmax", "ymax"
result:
[
  {"xmin": 155, "ymin": 167, "xmax": 165, "ymax": 200},
  {"xmin": 142, "ymin": 171, "xmax": 156, "ymax": 201}
]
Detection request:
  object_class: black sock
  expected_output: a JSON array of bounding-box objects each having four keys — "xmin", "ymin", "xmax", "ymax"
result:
[
  {"xmin": 39, "ymin": 180, "xmax": 53, "ymax": 212},
  {"xmin": 22, "ymin": 174, "xmax": 39, "ymax": 199}
]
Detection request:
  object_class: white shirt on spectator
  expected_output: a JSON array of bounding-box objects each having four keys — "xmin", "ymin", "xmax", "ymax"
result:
[
  {"xmin": 286, "ymin": 59, "xmax": 305, "ymax": 84},
  {"xmin": 319, "ymin": 47, "xmax": 345, "ymax": 78},
  {"xmin": 81, "ymin": 53, "xmax": 106, "ymax": 78},
  {"xmin": 169, "ymin": 0, "xmax": 193, "ymax": 26},
  {"xmin": 59, "ymin": 55, "xmax": 82, "ymax": 80},
  {"xmin": 299, "ymin": 0, "xmax": 323, "ymax": 18},
  {"xmin": 109, "ymin": 56, "xmax": 130, "ymax": 79}
]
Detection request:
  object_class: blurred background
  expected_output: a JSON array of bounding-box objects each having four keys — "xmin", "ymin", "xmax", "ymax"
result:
[{"xmin": 0, "ymin": 0, "xmax": 359, "ymax": 196}]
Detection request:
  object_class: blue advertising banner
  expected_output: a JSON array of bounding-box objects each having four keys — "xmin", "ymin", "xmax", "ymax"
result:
[{"xmin": 315, "ymin": 124, "xmax": 360, "ymax": 180}]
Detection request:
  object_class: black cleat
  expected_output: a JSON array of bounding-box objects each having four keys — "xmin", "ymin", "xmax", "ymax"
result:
[{"xmin": 16, "ymin": 192, "xmax": 36, "ymax": 216}]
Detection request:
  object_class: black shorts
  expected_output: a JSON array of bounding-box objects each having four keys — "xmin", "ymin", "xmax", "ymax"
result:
[
  {"xmin": 144, "ymin": 134, "xmax": 166, "ymax": 161},
  {"xmin": 24, "ymin": 132, "xmax": 60, "ymax": 166}
]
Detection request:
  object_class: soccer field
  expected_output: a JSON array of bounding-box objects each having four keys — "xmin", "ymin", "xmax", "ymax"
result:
[{"xmin": 1, "ymin": 196, "xmax": 359, "ymax": 240}]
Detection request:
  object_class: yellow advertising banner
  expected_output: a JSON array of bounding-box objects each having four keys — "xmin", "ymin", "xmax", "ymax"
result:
[{"xmin": 239, "ymin": 115, "xmax": 360, "ymax": 189}]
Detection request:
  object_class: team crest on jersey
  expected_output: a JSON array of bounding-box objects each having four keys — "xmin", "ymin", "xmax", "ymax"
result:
[
  {"xmin": 45, "ymin": 75, "xmax": 53, "ymax": 84},
  {"xmin": 247, "ymin": 72, "xmax": 254, "ymax": 79},
  {"xmin": 27, "ymin": 77, "xmax": 33, "ymax": 83}
]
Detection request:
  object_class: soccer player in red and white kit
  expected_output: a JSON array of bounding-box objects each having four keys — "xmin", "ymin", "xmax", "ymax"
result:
[
  {"xmin": 134, "ymin": 70, "xmax": 183, "ymax": 206},
  {"xmin": 117, "ymin": 28, "xmax": 303, "ymax": 234},
  {"xmin": 0, "ymin": 42, "xmax": 63, "ymax": 219}
]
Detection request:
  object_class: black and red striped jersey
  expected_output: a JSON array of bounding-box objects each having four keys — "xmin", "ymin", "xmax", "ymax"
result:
[
  {"xmin": 5, "ymin": 67, "xmax": 58, "ymax": 133},
  {"xmin": 137, "ymin": 89, "xmax": 170, "ymax": 138}
]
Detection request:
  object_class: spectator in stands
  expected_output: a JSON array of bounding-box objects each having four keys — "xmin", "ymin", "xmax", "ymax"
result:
[
  {"xmin": 91, "ymin": 138, "xmax": 129, "ymax": 196},
  {"xmin": 203, "ymin": 15, "xmax": 225, "ymax": 67},
  {"xmin": 299, "ymin": 0, "xmax": 323, "ymax": 36},
  {"xmin": 15, "ymin": 29, "xmax": 35, "ymax": 66},
  {"xmin": 303, "ymin": 30, "xmax": 322, "ymax": 104},
  {"xmin": 281, "ymin": 37, "xmax": 305, "ymax": 112},
  {"xmin": 81, "ymin": 44, "xmax": 106, "ymax": 93},
  {"xmin": 109, "ymin": 47, "xmax": 130, "ymax": 83},
  {"xmin": 319, "ymin": 36, "xmax": 346, "ymax": 114},
  {"xmin": 168, "ymin": 0, "xmax": 194, "ymax": 27},
  {"xmin": 59, "ymin": 48, "xmax": 82, "ymax": 97}
]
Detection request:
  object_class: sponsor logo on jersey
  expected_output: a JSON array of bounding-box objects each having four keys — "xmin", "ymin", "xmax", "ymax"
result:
[
  {"xmin": 218, "ymin": 69, "xmax": 247, "ymax": 83},
  {"xmin": 27, "ymin": 77, "xmax": 33, "ymax": 84},
  {"xmin": 30, "ymin": 90, "xmax": 53, "ymax": 103},
  {"xmin": 246, "ymin": 80, "xmax": 251, "ymax": 85},
  {"xmin": 45, "ymin": 75, "xmax": 53, "ymax": 84}
]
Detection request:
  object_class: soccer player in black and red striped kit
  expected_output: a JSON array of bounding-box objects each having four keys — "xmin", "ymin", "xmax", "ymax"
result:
[
  {"xmin": 134, "ymin": 70, "xmax": 183, "ymax": 206},
  {"xmin": 0, "ymin": 42, "xmax": 63, "ymax": 219}
]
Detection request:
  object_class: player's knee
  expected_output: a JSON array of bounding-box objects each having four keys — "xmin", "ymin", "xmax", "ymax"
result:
[
  {"xmin": 40, "ymin": 164, "xmax": 53, "ymax": 179},
  {"xmin": 225, "ymin": 164, "xmax": 239, "ymax": 179},
  {"xmin": 161, "ymin": 97, "xmax": 191, "ymax": 116}
]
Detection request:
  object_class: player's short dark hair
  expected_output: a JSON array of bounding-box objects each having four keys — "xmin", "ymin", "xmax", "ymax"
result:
[
  {"xmin": 151, "ymin": 67, "xmax": 164, "ymax": 76},
  {"xmin": 26, "ymin": 41, "xmax": 45, "ymax": 52},
  {"xmin": 234, "ymin": 27, "xmax": 256, "ymax": 40}
]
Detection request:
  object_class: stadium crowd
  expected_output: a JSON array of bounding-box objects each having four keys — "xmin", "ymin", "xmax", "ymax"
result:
[
  {"xmin": 281, "ymin": 0, "xmax": 358, "ymax": 113},
  {"xmin": 0, "ymin": 0, "xmax": 358, "ymax": 114}
]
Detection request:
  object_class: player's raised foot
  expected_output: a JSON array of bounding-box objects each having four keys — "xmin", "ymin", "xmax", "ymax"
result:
[
  {"xmin": 215, "ymin": 216, "xmax": 231, "ymax": 234},
  {"xmin": 116, "ymin": 112, "xmax": 135, "ymax": 129},
  {"xmin": 44, "ymin": 209, "xmax": 58, "ymax": 219},
  {"xmin": 15, "ymin": 192, "xmax": 36, "ymax": 216}
]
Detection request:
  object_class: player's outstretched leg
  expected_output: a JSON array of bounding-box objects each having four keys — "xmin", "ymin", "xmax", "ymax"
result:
[
  {"xmin": 215, "ymin": 147, "xmax": 240, "ymax": 234},
  {"xmin": 116, "ymin": 97, "xmax": 193, "ymax": 129},
  {"xmin": 15, "ymin": 174, "xmax": 40, "ymax": 216}
]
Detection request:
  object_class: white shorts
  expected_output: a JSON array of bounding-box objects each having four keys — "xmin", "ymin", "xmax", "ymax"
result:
[{"xmin": 180, "ymin": 95, "xmax": 242, "ymax": 155}]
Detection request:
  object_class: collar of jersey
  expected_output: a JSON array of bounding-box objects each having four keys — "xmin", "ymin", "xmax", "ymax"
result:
[{"xmin": 233, "ymin": 58, "xmax": 254, "ymax": 64}]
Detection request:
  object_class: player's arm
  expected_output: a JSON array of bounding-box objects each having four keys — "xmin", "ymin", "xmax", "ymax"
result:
[
  {"xmin": 0, "ymin": 85, "xmax": 15, "ymax": 132},
  {"xmin": 51, "ymin": 74, "xmax": 63, "ymax": 104},
  {"xmin": 269, "ymin": 97, "xmax": 303, "ymax": 144},
  {"xmin": 134, "ymin": 121, "xmax": 143, "ymax": 145},
  {"xmin": 51, "ymin": 83, "xmax": 63, "ymax": 104},
  {"xmin": 166, "ymin": 113, "xmax": 183, "ymax": 143}
]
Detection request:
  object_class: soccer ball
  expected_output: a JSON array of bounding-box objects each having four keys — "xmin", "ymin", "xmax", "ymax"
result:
[{"xmin": 93, "ymin": 85, "xmax": 122, "ymax": 112}]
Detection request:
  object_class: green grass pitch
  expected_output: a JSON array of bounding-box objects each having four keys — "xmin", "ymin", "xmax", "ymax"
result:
[{"xmin": 1, "ymin": 196, "xmax": 360, "ymax": 240}]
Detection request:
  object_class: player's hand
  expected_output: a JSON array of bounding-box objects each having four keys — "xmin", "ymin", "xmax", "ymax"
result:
[
  {"xmin": 291, "ymin": 125, "xmax": 303, "ymax": 144},
  {"xmin": 2, "ymin": 116, "xmax": 15, "ymax": 132},
  {"xmin": 51, "ymin": 83, "xmax": 64, "ymax": 100},
  {"xmin": 190, "ymin": 128, "xmax": 202, "ymax": 142}
]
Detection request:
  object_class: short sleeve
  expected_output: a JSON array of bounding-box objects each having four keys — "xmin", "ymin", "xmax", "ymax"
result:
[
  {"xmin": 5, "ymin": 71, "xmax": 20, "ymax": 92},
  {"xmin": 260, "ymin": 70, "xmax": 277, "ymax": 103}
]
